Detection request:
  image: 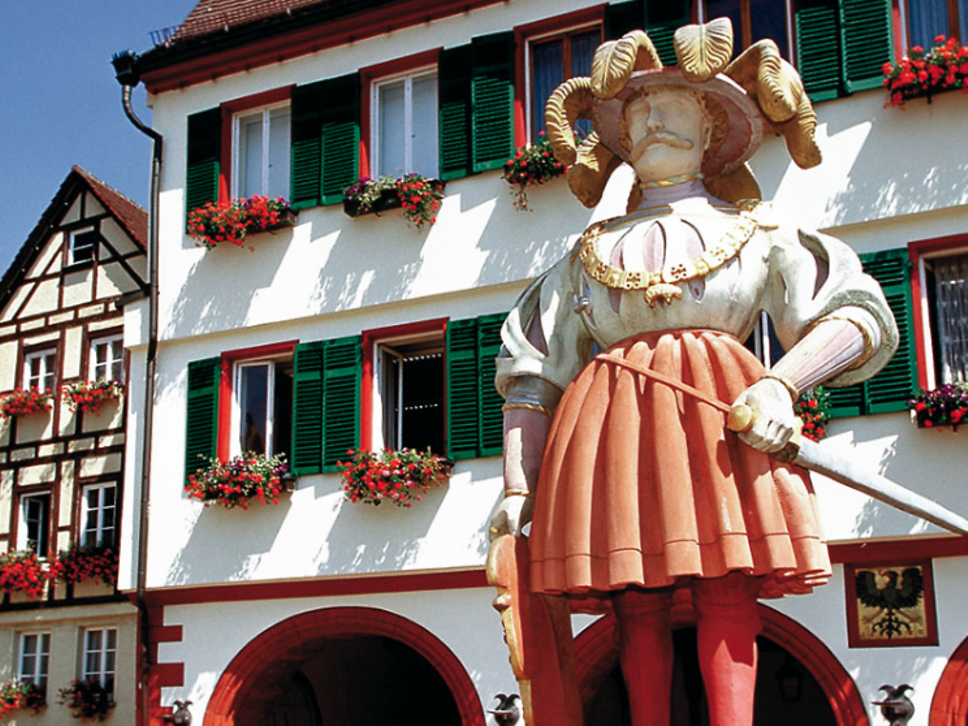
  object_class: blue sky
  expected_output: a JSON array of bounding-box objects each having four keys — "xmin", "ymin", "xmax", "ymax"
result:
[{"xmin": 1, "ymin": 1, "xmax": 199, "ymax": 270}]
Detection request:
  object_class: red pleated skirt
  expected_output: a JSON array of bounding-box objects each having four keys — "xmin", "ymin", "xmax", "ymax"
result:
[{"xmin": 530, "ymin": 330, "xmax": 830, "ymax": 605}]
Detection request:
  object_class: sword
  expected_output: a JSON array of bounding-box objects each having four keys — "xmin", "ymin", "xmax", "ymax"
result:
[{"xmin": 728, "ymin": 404, "xmax": 968, "ymax": 536}]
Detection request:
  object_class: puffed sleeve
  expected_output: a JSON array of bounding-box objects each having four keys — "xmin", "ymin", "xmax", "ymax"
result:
[
  {"xmin": 763, "ymin": 228, "xmax": 899, "ymax": 387},
  {"xmin": 495, "ymin": 255, "xmax": 594, "ymax": 398}
]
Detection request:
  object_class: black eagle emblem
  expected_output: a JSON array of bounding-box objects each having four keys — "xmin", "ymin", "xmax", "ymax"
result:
[{"xmin": 855, "ymin": 567, "xmax": 924, "ymax": 638}]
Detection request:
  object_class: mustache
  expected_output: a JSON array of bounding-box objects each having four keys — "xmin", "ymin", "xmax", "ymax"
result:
[{"xmin": 629, "ymin": 132, "xmax": 695, "ymax": 163}]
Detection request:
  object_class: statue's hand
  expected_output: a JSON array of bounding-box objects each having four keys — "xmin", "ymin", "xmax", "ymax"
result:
[
  {"xmin": 731, "ymin": 378, "xmax": 798, "ymax": 454},
  {"xmin": 488, "ymin": 494, "xmax": 534, "ymax": 541}
]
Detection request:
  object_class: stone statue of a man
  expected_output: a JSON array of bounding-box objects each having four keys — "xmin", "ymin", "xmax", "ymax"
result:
[{"xmin": 488, "ymin": 19, "xmax": 897, "ymax": 726}]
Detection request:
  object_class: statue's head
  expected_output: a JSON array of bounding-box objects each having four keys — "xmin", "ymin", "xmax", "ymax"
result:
[{"xmin": 544, "ymin": 18, "xmax": 822, "ymax": 207}]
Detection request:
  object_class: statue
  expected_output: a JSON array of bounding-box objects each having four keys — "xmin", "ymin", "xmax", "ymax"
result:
[{"xmin": 487, "ymin": 18, "xmax": 899, "ymax": 726}]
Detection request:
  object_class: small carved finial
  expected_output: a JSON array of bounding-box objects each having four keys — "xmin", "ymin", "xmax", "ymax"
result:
[
  {"xmin": 872, "ymin": 684, "xmax": 914, "ymax": 726},
  {"xmin": 487, "ymin": 693, "xmax": 522, "ymax": 726}
]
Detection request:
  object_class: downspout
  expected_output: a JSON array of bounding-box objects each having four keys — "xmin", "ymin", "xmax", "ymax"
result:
[{"xmin": 112, "ymin": 50, "xmax": 161, "ymax": 726}]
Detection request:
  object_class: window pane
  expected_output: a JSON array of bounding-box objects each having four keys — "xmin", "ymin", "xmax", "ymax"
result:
[
  {"xmin": 23, "ymin": 495, "xmax": 49, "ymax": 554},
  {"xmin": 531, "ymin": 39, "xmax": 564, "ymax": 138},
  {"xmin": 706, "ymin": 0, "xmax": 743, "ymax": 56},
  {"xmin": 570, "ymin": 30, "xmax": 600, "ymax": 77},
  {"xmin": 749, "ymin": 0, "xmax": 789, "ymax": 58},
  {"xmin": 379, "ymin": 82, "xmax": 407, "ymax": 177},
  {"xmin": 240, "ymin": 364, "xmax": 269, "ymax": 455},
  {"xmin": 908, "ymin": 0, "xmax": 949, "ymax": 49},
  {"xmin": 273, "ymin": 361, "xmax": 294, "ymax": 457},
  {"xmin": 241, "ymin": 114, "xmax": 264, "ymax": 199},
  {"xmin": 268, "ymin": 109, "xmax": 291, "ymax": 199},
  {"xmin": 411, "ymin": 76, "xmax": 439, "ymax": 178},
  {"xmin": 931, "ymin": 253, "xmax": 968, "ymax": 383}
]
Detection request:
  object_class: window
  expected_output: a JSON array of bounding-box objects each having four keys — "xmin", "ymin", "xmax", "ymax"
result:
[
  {"xmin": 906, "ymin": 0, "xmax": 964, "ymax": 51},
  {"xmin": 912, "ymin": 242, "xmax": 968, "ymax": 389},
  {"xmin": 82, "ymin": 628, "xmax": 117, "ymax": 694},
  {"xmin": 68, "ymin": 227, "xmax": 99, "ymax": 265},
  {"xmin": 91, "ymin": 336, "xmax": 124, "ymax": 383},
  {"xmin": 24, "ymin": 348, "xmax": 56, "ymax": 392},
  {"xmin": 81, "ymin": 483, "xmax": 117, "ymax": 548},
  {"xmin": 233, "ymin": 357, "xmax": 294, "ymax": 457},
  {"xmin": 528, "ymin": 26, "xmax": 601, "ymax": 139},
  {"xmin": 233, "ymin": 103, "xmax": 291, "ymax": 199},
  {"xmin": 19, "ymin": 633, "xmax": 50, "ymax": 689},
  {"xmin": 18, "ymin": 493, "xmax": 51, "ymax": 556},
  {"xmin": 704, "ymin": 0, "xmax": 790, "ymax": 59},
  {"xmin": 372, "ymin": 70, "xmax": 439, "ymax": 178}
]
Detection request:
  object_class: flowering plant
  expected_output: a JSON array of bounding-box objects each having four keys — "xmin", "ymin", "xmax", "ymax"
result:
[
  {"xmin": 395, "ymin": 174, "xmax": 444, "ymax": 230},
  {"xmin": 0, "ymin": 680, "xmax": 46, "ymax": 716},
  {"xmin": 0, "ymin": 388, "xmax": 52, "ymax": 418},
  {"xmin": 342, "ymin": 176, "xmax": 398, "ymax": 215},
  {"xmin": 794, "ymin": 387, "xmax": 831, "ymax": 442},
  {"xmin": 58, "ymin": 679, "xmax": 115, "ymax": 721},
  {"xmin": 907, "ymin": 381, "xmax": 968, "ymax": 429},
  {"xmin": 52, "ymin": 545, "xmax": 119, "ymax": 587},
  {"xmin": 343, "ymin": 174, "xmax": 444, "ymax": 230},
  {"xmin": 0, "ymin": 550, "xmax": 48, "ymax": 599},
  {"xmin": 882, "ymin": 35, "xmax": 968, "ymax": 107},
  {"xmin": 186, "ymin": 452, "xmax": 290, "ymax": 509},
  {"xmin": 336, "ymin": 448, "xmax": 452, "ymax": 508},
  {"xmin": 502, "ymin": 131, "xmax": 567, "ymax": 211},
  {"xmin": 188, "ymin": 195, "xmax": 293, "ymax": 249},
  {"xmin": 61, "ymin": 380, "xmax": 124, "ymax": 414}
]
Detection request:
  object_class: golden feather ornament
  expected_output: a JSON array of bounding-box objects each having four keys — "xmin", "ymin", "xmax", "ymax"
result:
[
  {"xmin": 674, "ymin": 18, "xmax": 734, "ymax": 82},
  {"xmin": 591, "ymin": 31, "xmax": 661, "ymax": 99}
]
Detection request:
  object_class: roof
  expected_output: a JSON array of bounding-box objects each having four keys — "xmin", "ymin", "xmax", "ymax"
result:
[
  {"xmin": 171, "ymin": 0, "xmax": 328, "ymax": 43},
  {"xmin": 0, "ymin": 167, "xmax": 148, "ymax": 312}
]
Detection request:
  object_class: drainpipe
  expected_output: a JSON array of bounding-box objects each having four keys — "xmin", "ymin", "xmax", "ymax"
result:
[{"xmin": 112, "ymin": 50, "xmax": 161, "ymax": 726}]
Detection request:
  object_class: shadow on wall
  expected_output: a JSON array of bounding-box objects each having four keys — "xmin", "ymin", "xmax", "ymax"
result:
[{"xmin": 163, "ymin": 173, "xmax": 597, "ymax": 341}]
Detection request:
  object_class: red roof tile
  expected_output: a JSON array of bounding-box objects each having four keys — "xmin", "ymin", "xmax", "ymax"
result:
[
  {"xmin": 72, "ymin": 166, "xmax": 148, "ymax": 251},
  {"xmin": 172, "ymin": 0, "xmax": 328, "ymax": 43}
]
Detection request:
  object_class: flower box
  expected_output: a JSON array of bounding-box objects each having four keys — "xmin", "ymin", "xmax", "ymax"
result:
[
  {"xmin": 883, "ymin": 35, "xmax": 968, "ymax": 108},
  {"xmin": 0, "ymin": 550, "xmax": 49, "ymax": 599},
  {"xmin": 336, "ymin": 448, "xmax": 452, "ymax": 508},
  {"xmin": 61, "ymin": 380, "xmax": 123, "ymax": 415},
  {"xmin": 342, "ymin": 175, "xmax": 445, "ymax": 230},
  {"xmin": 186, "ymin": 452, "xmax": 292, "ymax": 509},
  {"xmin": 0, "ymin": 389, "xmax": 52, "ymax": 418},
  {"xmin": 908, "ymin": 382, "xmax": 968, "ymax": 430},
  {"xmin": 52, "ymin": 545, "xmax": 119, "ymax": 588},
  {"xmin": 188, "ymin": 196, "xmax": 296, "ymax": 249},
  {"xmin": 344, "ymin": 187, "xmax": 403, "ymax": 217},
  {"xmin": 503, "ymin": 131, "xmax": 567, "ymax": 211},
  {"xmin": 0, "ymin": 680, "xmax": 46, "ymax": 717},
  {"xmin": 58, "ymin": 679, "xmax": 114, "ymax": 721}
]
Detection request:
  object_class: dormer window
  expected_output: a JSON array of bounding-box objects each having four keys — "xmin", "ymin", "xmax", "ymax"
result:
[{"xmin": 69, "ymin": 227, "xmax": 99, "ymax": 265}]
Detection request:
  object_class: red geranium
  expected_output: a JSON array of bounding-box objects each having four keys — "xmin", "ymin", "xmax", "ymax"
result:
[
  {"xmin": 883, "ymin": 36, "xmax": 968, "ymax": 107},
  {"xmin": 0, "ymin": 388, "xmax": 52, "ymax": 418},
  {"xmin": 336, "ymin": 448, "xmax": 452, "ymax": 508}
]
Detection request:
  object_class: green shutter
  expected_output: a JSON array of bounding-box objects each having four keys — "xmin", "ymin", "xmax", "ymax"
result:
[
  {"xmin": 321, "ymin": 336, "xmax": 362, "ymax": 471},
  {"xmin": 644, "ymin": 0, "xmax": 691, "ymax": 66},
  {"xmin": 290, "ymin": 82, "xmax": 324, "ymax": 210},
  {"xmin": 439, "ymin": 44, "xmax": 473, "ymax": 181},
  {"xmin": 795, "ymin": 0, "xmax": 844, "ymax": 101},
  {"xmin": 841, "ymin": 0, "xmax": 893, "ymax": 93},
  {"xmin": 828, "ymin": 249, "xmax": 917, "ymax": 417},
  {"xmin": 471, "ymin": 32, "xmax": 516, "ymax": 174},
  {"xmin": 321, "ymin": 73, "xmax": 361, "ymax": 205},
  {"xmin": 446, "ymin": 313, "xmax": 508, "ymax": 461},
  {"xmin": 186, "ymin": 108, "xmax": 222, "ymax": 220},
  {"xmin": 291, "ymin": 341, "xmax": 325, "ymax": 475},
  {"xmin": 185, "ymin": 357, "xmax": 221, "ymax": 482},
  {"xmin": 605, "ymin": 0, "xmax": 645, "ymax": 40}
]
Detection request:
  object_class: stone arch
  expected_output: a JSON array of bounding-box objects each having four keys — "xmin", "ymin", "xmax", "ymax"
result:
[
  {"xmin": 572, "ymin": 603, "xmax": 869, "ymax": 725},
  {"xmin": 204, "ymin": 606, "xmax": 485, "ymax": 726},
  {"xmin": 929, "ymin": 633, "xmax": 968, "ymax": 725}
]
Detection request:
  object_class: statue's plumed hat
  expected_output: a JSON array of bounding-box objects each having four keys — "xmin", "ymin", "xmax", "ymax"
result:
[{"xmin": 544, "ymin": 18, "xmax": 822, "ymax": 207}]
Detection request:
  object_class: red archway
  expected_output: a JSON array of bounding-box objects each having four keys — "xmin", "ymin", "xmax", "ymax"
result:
[
  {"xmin": 572, "ymin": 603, "xmax": 870, "ymax": 725},
  {"xmin": 929, "ymin": 634, "xmax": 968, "ymax": 725},
  {"xmin": 204, "ymin": 606, "xmax": 485, "ymax": 726}
]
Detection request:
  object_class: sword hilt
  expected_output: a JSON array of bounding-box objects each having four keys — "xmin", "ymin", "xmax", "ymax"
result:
[{"xmin": 727, "ymin": 403, "xmax": 802, "ymax": 463}]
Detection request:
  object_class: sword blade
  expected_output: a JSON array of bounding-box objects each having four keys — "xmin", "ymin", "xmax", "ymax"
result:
[{"xmin": 796, "ymin": 438, "xmax": 968, "ymax": 536}]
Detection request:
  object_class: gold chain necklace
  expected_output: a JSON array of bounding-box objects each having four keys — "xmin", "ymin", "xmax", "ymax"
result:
[{"xmin": 577, "ymin": 207, "xmax": 760, "ymax": 307}]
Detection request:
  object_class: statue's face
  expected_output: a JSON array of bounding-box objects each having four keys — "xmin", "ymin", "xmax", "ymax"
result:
[{"xmin": 624, "ymin": 90, "xmax": 706, "ymax": 183}]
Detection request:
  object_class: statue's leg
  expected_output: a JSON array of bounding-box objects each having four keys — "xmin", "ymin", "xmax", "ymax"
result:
[
  {"xmin": 693, "ymin": 573, "xmax": 762, "ymax": 726},
  {"xmin": 613, "ymin": 589, "xmax": 674, "ymax": 726}
]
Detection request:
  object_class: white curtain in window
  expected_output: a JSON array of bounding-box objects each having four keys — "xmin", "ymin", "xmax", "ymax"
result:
[
  {"xmin": 411, "ymin": 75, "xmax": 439, "ymax": 178},
  {"xmin": 268, "ymin": 108, "xmax": 291, "ymax": 199},
  {"xmin": 932, "ymin": 253, "xmax": 968, "ymax": 383},
  {"xmin": 379, "ymin": 82, "xmax": 407, "ymax": 177},
  {"xmin": 908, "ymin": 0, "xmax": 949, "ymax": 50},
  {"xmin": 241, "ymin": 114, "xmax": 263, "ymax": 198}
]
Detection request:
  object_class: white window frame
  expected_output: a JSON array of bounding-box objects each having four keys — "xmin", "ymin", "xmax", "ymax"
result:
[
  {"xmin": 82, "ymin": 628, "xmax": 117, "ymax": 692},
  {"xmin": 371, "ymin": 67, "xmax": 438, "ymax": 178},
  {"xmin": 18, "ymin": 632, "xmax": 51, "ymax": 688},
  {"xmin": 916, "ymin": 244, "xmax": 968, "ymax": 389},
  {"xmin": 24, "ymin": 348, "xmax": 57, "ymax": 392},
  {"xmin": 90, "ymin": 335, "xmax": 124, "ymax": 383},
  {"xmin": 231, "ymin": 102, "xmax": 291, "ymax": 199},
  {"xmin": 18, "ymin": 493, "xmax": 51, "ymax": 556},
  {"xmin": 68, "ymin": 226, "xmax": 98, "ymax": 266},
  {"xmin": 231, "ymin": 356, "xmax": 292, "ymax": 458},
  {"xmin": 370, "ymin": 331, "xmax": 444, "ymax": 452},
  {"xmin": 81, "ymin": 483, "xmax": 117, "ymax": 549}
]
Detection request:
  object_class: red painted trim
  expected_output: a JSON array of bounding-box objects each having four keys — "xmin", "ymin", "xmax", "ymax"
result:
[
  {"xmin": 142, "ymin": 0, "xmax": 504, "ymax": 94},
  {"xmin": 892, "ymin": 1, "xmax": 904, "ymax": 59},
  {"xmin": 359, "ymin": 49, "xmax": 441, "ymax": 180},
  {"xmin": 512, "ymin": 7, "xmax": 606, "ymax": 144},
  {"xmin": 217, "ymin": 341, "xmax": 298, "ymax": 460},
  {"xmin": 203, "ymin": 606, "xmax": 485, "ymax": 726},
  {"xmin": 908, "ymin": 234, "xmax": 968, "ymax": 389},
  {"xmin": 573, "ymin": 603, "xmax": 870, "ymax": 725},
  {"xmin": 221, "ymin": 87, "xmax": 292, "ymax": 115},
  {"xmin": 829, "ymin": 534, "xmax": 968, "ymax": 564},
  {"xmin": 930, "ymin": 633, "xmax": 968, "ymax": 725},
  {"xmin": 359, "ymin": 318, "xmax": 447, "ymax": 450},
  {"xmin": 144, "ymin": 567, "xmax": 487, "ymax": 608},
  {"xmin": 843, "ymin": 558, "xmax": 938, "ymax": 648},
  {"xmin": 146, "ymin": 604, "xmax": 186, "ymax": 725}
]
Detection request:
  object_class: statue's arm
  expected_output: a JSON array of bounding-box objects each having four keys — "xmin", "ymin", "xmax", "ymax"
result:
[{"xmin": 490, "ymin": 405, "xmax": 551, "ymax": 539}]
